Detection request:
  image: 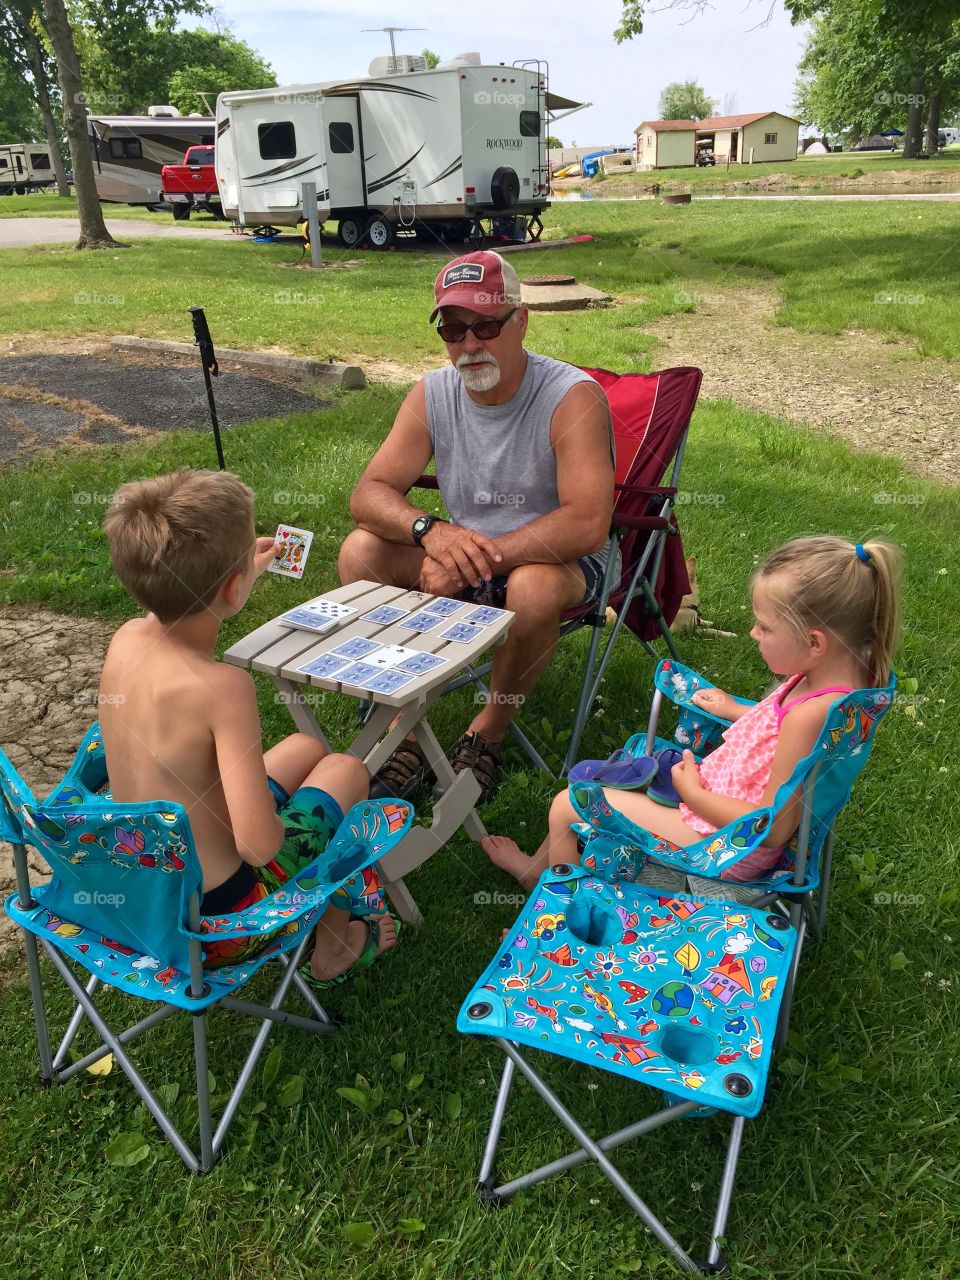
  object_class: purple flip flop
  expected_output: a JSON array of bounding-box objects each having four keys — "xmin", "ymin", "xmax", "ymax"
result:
[
  {"xmin": 569, "ymin": 751, "xmax": 658, "ymax": 791},
  {"xmin": 647, "ymin": 747, "xmax": 684, "ymax": 807}
]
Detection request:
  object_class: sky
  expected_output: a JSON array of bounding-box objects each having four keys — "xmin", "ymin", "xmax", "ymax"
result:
[{"xmin": 208, "ymin": 0, "xmax": 811, "ymax": 144}]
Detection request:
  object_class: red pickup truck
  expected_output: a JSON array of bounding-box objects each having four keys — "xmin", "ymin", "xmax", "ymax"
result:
[{"xmin": 161, "ymin": 145, "xmax": 221, "ymax": 220}]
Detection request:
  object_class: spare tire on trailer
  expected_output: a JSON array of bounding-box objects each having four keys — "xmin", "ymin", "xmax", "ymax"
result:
[{"xmin": 490, "ymin": 166, "xmax": 520, "ymax": 209}]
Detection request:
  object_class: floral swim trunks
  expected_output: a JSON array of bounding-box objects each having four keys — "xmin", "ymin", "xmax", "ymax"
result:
[{"xmin": 200, "ymin": 779, "xmax": 384, "ymax": 968}]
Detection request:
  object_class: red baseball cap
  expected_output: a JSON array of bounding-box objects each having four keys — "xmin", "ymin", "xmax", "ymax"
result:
[{"xmin": 429, "ymin": 250, "xmax": 522, "ymax": 322}]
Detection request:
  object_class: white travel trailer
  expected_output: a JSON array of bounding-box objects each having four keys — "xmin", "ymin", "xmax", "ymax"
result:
[
  {"xmin": 87, "ymin": 106, "xmax": 214, "ymax": 205},
  {"xmin": 216, "ymin": 55, "xmax": 580, "ymax": 245},
  {"xmin": 0, "ymin": 142, "xmax": 55, "ymax": 194}
]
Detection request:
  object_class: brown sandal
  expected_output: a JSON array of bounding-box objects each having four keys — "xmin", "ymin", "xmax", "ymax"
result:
[
  {"xmin": 441, "ymin": 731, "xmax": 504, "ymax": 804},
  {"xmin": 369, "ymin": 736, "xmax": 434, "ymax": 800}
]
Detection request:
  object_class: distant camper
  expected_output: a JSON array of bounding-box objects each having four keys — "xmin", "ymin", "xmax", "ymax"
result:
[
  {"xmin": 0, "ymin": 143, "xmax": 55, "ymax": 194},
  {"xmin": 86, "ymin": 106, "xmax": 214, "ymax": 206},
  {"xmin": 215, "ymin": 53, "xmax": 579, "ymax": 246}
]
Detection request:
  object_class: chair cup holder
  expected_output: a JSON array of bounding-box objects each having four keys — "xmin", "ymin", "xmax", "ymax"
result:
[
  {"xmin": 563, "ymin": 899, "xmax": 623, "ymax": 948},
  {"xmin": 658, "ymin": 1026, "xmax": 716, "ymax": 1066}
]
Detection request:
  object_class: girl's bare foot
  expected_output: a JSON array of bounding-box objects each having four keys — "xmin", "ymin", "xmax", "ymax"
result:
[
  {"xmin": 310, "ymin": 913, "xmax": 397, "ymax": 982},
  {"xmin": 481, "ymin": 835, "xmax": 544, "ymax": 893}
]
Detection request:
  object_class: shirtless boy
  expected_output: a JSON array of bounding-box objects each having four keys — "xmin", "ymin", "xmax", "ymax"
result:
[{"xmin": 99, "ymin": 468, "xmax": 397, "ymax": 982}]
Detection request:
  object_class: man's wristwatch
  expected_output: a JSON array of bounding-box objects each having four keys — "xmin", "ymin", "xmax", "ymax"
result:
[{"xmin": 412, "ymin": 514, "xmax": 444, "ymax": 547}]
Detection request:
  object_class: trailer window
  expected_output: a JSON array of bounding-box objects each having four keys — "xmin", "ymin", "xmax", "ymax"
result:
[
  {"xmin": 31, "ymin": 152, "xmax": 51, "ymax": 169},
  {"xmin": 0, "ymin": 158, "xmax": 8, "ymax": 169},
  {"xmin": 329, "ymin": 122, "xmax": 354, "ymax": 154},
  {"xmin": 258, "ymin": 121, "xmax": 296, "ymax": 159},
  {"xmin": 519, "ymin": 111, "xmax": 540, "ymax": 138},
  {"xmin": 109, "ymin": 138, "xmax": 142, "ymax": 160}
]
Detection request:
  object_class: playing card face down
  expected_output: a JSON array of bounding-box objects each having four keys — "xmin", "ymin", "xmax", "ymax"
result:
[
  {"xmin": 330, "ymin": 636, "xmax": 380, "ymax": 661},
  {"xmin": 362, "ymin": 604, "xmax": 409, "ymax": 625},
  {"xmin": 299, "ymin": 653, "xmax": 350, "ymax": 679},
  {"xmin": 268, "ymin": 525, "xmax": 314, "ymax": 579},
  {"xmin": 440, "ymin": 622, "xmax": 487, "ymax": 643},
  {"xmin": 464, "ymin": 606, "xmax": 502, "ymax": 626},
  {"xmin": 422, "ymin": 597, "xmax": 463, "ymax": 617},
  {"xmin": 366, "ymin": 669, "xmax": 415, "ymax": 695},
  {"xmin": 281, "ymin": 608, "xmax": 337, "ymax": 633},
  {"xmin": 400, "ymin": 611, "xmax": 443, "ymax": 633},
  {"xmin": 336, "ymin": 661, "xmax": 382, "ymax": 688}
]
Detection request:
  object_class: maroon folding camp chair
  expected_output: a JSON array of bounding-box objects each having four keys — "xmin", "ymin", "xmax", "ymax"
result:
[{"xmin": 409, "ymin": 365, "xmax": 703, "ymax": 776}]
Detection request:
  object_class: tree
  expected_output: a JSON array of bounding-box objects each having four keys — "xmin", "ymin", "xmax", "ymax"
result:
[
  {"xmin": 40, "ymin": 0, "xmax": 119, "ymax": 247},
  {"xmin": 0, "ymin": 0, "xmax": 71, "ymax": 194},
  {"xmin": 165, "ymin": 31, "xmax": 276, "ymax": 115},
  {"xmin": 421, "ymin": 47, "xmax": 440, "ymax": 68},
  {"xmin": 658, "ymin": 80, "xmax": 714, "ymax": 120},
  {"xmin": 546, "ymin": 134, "xmax": 563, "ymax": 148}
]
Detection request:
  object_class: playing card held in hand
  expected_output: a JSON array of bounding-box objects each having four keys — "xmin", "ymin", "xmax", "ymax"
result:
[{"xmin": 268, "ymin": 525, "xmax": 314, "ymax": 579}]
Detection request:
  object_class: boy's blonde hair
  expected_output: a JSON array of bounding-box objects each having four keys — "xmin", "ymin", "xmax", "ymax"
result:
[
  {"xmin": 104, "ymin": 469, "xmax": 255, "ymax": 622},
  {"xmin": 753, "ymin": 536, "xmax": 904, "ymax": 687}
]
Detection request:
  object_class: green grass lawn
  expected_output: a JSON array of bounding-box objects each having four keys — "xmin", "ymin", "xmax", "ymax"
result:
[
  {"xmin": 0, "ymin": 384, "xmax": 958, "ymax": 1279},
  {"xmin": 2, "ymin": 198, "xmax": 960, "ymax": 359},
  {"xmin": 595, "ymin": 152, "xmax": 960, "ymax": 190},
  {"xmin": 0, "ymin": 192, "xmax": 202, "ymax": 222}
]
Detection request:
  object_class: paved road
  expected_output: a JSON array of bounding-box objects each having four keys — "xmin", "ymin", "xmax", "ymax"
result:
[{"xmin": 0, "ymin": 217, "xmax": 252, "ymax": 248}]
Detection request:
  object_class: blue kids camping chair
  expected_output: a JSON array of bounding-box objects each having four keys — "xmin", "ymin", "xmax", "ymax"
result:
[
  {"xmin": 458, "ymin": 865, "xmax": 799, "ymax": 1273},
  {"xmin": 1, "ymin": 726, "xmax": 413, "ymax": 1173}
]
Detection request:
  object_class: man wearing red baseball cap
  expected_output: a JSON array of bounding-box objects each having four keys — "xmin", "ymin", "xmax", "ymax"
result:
[{"xmin": 339, "ymin": 249, "xmax": 615, "ymax": 810}]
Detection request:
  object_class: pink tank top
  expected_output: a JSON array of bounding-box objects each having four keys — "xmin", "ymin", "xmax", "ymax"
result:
[{"xmin": 679, "ymin": 675, "xmax": 854, "ymax": 880}]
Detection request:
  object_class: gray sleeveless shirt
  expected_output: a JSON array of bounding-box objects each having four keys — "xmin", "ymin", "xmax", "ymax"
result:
[{"xmin": 423, "ymin": 352, "xmax": 602, "ymax": 538}]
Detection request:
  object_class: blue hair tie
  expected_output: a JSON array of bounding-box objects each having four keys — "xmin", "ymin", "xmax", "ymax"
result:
[{"xmin": 855, "ymin": 543, "xmax": 871, "ymax": 563}]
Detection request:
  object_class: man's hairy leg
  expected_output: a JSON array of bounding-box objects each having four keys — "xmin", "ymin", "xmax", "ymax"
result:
[
  {"xmin": 468, "ymin": 562, "xmax": 586, "ymax": 742},
  {"xmin": 338, "ymin": 527, "xmax": 424, "ymax": 588}
]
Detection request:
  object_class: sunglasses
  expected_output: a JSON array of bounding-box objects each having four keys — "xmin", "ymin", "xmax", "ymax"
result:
[{"xmin": 435, "ymin": 307, "xmax": 519, "ymax": 344}]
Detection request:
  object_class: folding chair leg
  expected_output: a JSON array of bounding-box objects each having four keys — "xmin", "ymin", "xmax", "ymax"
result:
[
  {"xmin": 192, "ymin": 1011, "xmax": 215, "ymax": 1173},
  {"xmin": 41, "ymin": 940, "xmax": 203, "ymax": 1172},
  {"xmin": 478, "ymin": 1054, "xmax": 516, "ymax": 1192},
  {"xmin": 53, "ymin": 973, "xmax": 100, "ymax": 1072},
  {"xmin": 495, "ymin": 1040, "xmax": 703, "ymax": 1274},
  {"xmin": 813, "ymin": 830, "xmax": 835, "ymax": 942},
  {"xmin": 704, "ymin": 1115, "xmax": 745, "ymax": 1270},
  {"xmin": 22, "ymin": 931, "xmax": 56, "ymax": 1085}
]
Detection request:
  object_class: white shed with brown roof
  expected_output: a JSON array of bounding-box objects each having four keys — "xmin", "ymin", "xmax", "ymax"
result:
[
  {"xmin": 695, "ymin": 112, "xmax": 800, "ymax": 163},
  {"xmin": 634, "ymin": 119, "xmax": 697, "ymax": 169}
]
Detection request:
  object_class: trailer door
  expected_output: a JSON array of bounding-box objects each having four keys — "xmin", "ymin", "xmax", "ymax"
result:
[{"xmin": 323, "ymin": 96, "xmax": 364, "ymax": 213}]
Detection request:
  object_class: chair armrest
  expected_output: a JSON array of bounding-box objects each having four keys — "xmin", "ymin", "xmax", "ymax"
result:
[
  {"xmin": 655, "ymin": 660, "xmax": 755, "ymax": 726},
  {"xmin": 187, "ymin": 797, "xmax": 414, "ymax": 941},
  {"xmin": 614, "ymin": 483, "xmax": 677, "ymax": 497}
]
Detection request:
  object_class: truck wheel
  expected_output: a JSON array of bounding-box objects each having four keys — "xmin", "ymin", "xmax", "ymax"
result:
[
  {"xmin": 172, "ymin": 204, "xmax": 190, "ymax": 221},
  {"xmin": 365, "ymin": 213, "xmax": 395, "ymax": 250},
  {"xmin": 338, "ymin": 212, "xmax": 365, "ymax": 248},
  {"xmin": 490, "ymin": 166, "xmax": 520, "ymax": 209}
]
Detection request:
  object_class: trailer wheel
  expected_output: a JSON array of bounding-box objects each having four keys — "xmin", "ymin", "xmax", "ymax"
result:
[
  {"xmin": 490, "ymin": 166, "xmax": 520, "ymax": 208},
  {"xmin": 338, "ymin": 212, "xmax": 365, "ymax": 248},
  {"xmin": 172, "ymin": 204, "xmax": 191, "ymax": 221},
  {"xmin": 365, "ymin": 213, "xmax": 395, "ymax": 250}
]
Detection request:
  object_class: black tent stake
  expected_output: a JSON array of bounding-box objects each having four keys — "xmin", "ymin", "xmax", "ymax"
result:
[{"xmin": 189, "ymin": 306, "xmax": 225, "ymax": 470}]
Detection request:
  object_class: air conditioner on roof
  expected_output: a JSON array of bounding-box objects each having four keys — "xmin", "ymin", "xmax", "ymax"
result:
[
  {"xmin": 368, "ymin": 54, "xmax": 427, "ymax": 76},
  {"xmin": 147, "ymin": 104, "xmax": 181, "ymax": 117}
]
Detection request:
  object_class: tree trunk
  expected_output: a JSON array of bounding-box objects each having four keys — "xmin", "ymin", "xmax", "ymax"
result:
[
  {"xmin": 40, "ymin": 0, "xmax": 121, "ymax": 248},
  {"xmin": 924, "ymin": 86, "xmax": 943, "ymax": 154},
  {"xmin": 23, "ymin": 22, "xmax": 70, "ymax": 197},
  {"xmin": 902, "ymin": 67, "xmax": 926, "ymax": 159}
]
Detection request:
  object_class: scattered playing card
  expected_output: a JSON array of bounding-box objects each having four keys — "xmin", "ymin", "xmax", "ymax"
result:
[
  {"xmin": 280, "ymin": 608, "xmax": 337, "ymax": 634},
  {"xmin": 440, "ymin": 622, "xmax": 487, "ymax": 643},
  {"xmin": 363, "ymin": 644, "xmax": 423, "ymax": 669},
  {"xmin": 396, "ymin": 651, "xmax": 448, "ymax": 676},
  {"xmin": 268, "ymin": 525, "xmax": 314, "ymax": 579},
  {"xmin": 399, "ymin": 611, "xmax": 444, "ymax": 632},
  {"xmin": 330, "ymin": 637, "xmax": 381, "ymax": 660},
  {"xmin": 362, "ymin": 604, "xmax": 409, "ymax": 625},
  {"xmin": 336, "ymin": 661, "xmax": 382, "ymax": 688},
  {"xmin": 464, "ymin": 606, "xmax": 502, "ymax": 626},
  {"xmin": 422, "ymin": 597, "xmax": 464, "ymax": 617},
  {"xmin": 298, "ymin": 653, "xmax": 350, "ymax": 679},
  {"xmin": 366, "ymin": 669, "xmax": 416, "ymax": 695}
]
